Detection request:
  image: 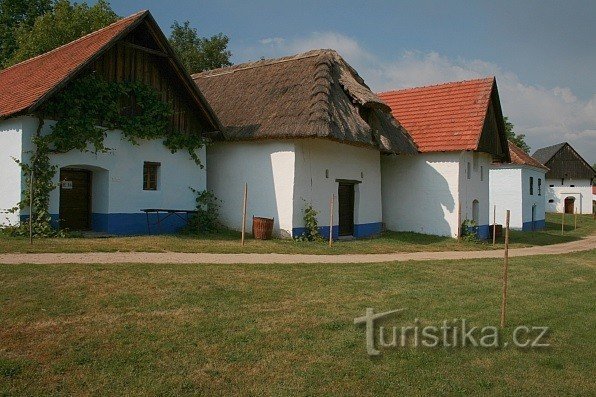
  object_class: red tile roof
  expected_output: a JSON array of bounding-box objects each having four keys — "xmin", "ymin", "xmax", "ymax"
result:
[
  {"xmin": 378, "ymin": 77, "xmax": 495, "ymax": 152},
  {"xmin": 0, "ymin": 11, "xmax": 147, "ymax": 119},
  {"xmin": 507, "ymin": 141, "xmax": 549, "ymax": 171}
]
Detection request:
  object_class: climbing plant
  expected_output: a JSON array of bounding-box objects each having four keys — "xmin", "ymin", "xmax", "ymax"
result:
[
  {"xmin": 295, "ymin": 200, "xmax": 322, "ymax": 242},
  {"xmin": 11, "ymin": 73, "xmax": 207, "ymax": 236}
]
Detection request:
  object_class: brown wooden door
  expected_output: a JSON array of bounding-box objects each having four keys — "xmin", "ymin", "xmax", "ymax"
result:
[
  {"xmin": 59, "ymin": 169, "xmax": 91, "ymax": 230},
  {"xmin": 338, "ymin": 183, "xmax": 355, "ymax": 236},
  {"xmin": 564, "ymin": 197, "xmax": 575, "ymax": 214}
]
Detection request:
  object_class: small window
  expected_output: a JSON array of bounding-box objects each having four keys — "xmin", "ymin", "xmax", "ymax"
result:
[
  {"xmin": 529, "ymin": 176, "xmax": 534, "ymax": 195},
  {"xmin": 570, "ymin": 185, "xmax": 575, "ymax": 187},
  {"xmin": 548, "ymin": 199, "xmax": 554, "ymax": 203},
  {"xmin": 143, "ymin": 162, "xmax": 160, "ymax": 190},
  {"xmin": 467, "ymin": 162, "xmax": 471, "ymax": 179},
  {"xmin": 549, "ymin": 184, "xmax": 554, "ymax": 188},
  {"xmin": 472, "ymin": 199, "xmax": 479, "ymax": 223},
  {"xmin": 561, "ymin": 178, "xmax": 564, "ymax": 185},
  {"xmin": 480, "ymin": 166, "xmax": 484, "ymax": 181},
  {"xmin": 538, "ymin": 178, "xmax": 542, "ymax": 195}
]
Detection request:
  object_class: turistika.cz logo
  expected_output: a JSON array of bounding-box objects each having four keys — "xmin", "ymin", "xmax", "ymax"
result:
[{"xmin": 354, "ymin": 308, "xmax": 550, "ymax": 356}]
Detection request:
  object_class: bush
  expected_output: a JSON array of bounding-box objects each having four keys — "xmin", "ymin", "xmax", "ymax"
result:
[
  {"xmin": 461, "ymin": 219, "xmax": 480, "ymax": 242},
  {"xmin": 295, "ymin": 201, "xmax": 323, "ymax": 242},
  {"xmin": 186, "ymin": 188, "xmax": 220, "ymax": 234}
]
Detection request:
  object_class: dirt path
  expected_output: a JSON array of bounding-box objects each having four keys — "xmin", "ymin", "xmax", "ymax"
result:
[{"xmin": 0, "ymin": 234, "xmax": 594, "ymax": 264}]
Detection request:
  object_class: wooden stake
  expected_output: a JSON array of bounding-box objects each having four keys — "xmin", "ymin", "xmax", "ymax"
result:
[
  {"xmin": 457, "ymin": 201, "xmax": 461, "ymax": 241},
  {"xmin": 492, "ymin": 205, "xmax": 496, "ymax": 246},
  {"xmin": 500, "ymin": 210, "xmax": 510, "ymax": 328},
  {"xmin": 561, "ymin": 211, "xmax": 564, "ymax": 235},
  {"xmin": 29, "ymin": 170, "xmax": 34, "ymax": 245},
  {"xmin": 329, "ymin": 194, "xmax": 334, "ymax": 247},
  {"xmin": 241, "ymin": 183, "xmax": 247, "ymax": 246}
]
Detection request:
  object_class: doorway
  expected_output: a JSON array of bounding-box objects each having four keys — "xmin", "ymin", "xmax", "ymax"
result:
[
  {"xmin": 531, "ymin": 205, "xmax": 536, "ymax": 231},
  {"xmin": 564, "ymin": 197, "xmax": 575, "ymax": 214},
  {"xmin": 338, "ymin": 183, "xmax": 355, "ymax": 237},
  {"xmin": 59, "ymin": 169, "xmax": 92, "ymax": 230}
]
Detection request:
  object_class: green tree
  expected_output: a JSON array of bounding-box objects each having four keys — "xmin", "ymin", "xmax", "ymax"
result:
[
  {"xmin": 7, "ymin": 0, "xmax": 118, "ymax": 66},
  {"xmin": 0, "ymin": 0, "xmax": 53, "ymax": 68},
  {"xmin": 168, "ymin": 20, "xmax": 232, "ymax": 74},
  {"xmin": 504, "ymin": 116, "xmax": 531, "ymax": 153}
]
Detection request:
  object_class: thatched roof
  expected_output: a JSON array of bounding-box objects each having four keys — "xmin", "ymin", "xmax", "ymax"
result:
[{"xmin": 192, "ymin": 50, "xmax": 417, "ymax": 154}]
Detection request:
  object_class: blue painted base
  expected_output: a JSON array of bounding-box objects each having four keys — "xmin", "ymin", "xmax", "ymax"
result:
[
  {"xmin": 477, "ymin": 224, "xmax": 490, "ymax": 240},
  {"xmin": 522, "ymin": 219, "xmax": 546, "ymax": 232},
  {"xmin": 293, "ymin": 222, "xmax": 382, "ymax": 240},
  {"xmin": 22, "ymin": 213, "xmax": 190, "ymax": 235}
]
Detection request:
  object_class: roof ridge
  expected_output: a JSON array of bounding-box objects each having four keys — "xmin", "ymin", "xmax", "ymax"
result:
[
  {"xmin": 377, "ymin": 76, "xmax": 494, "ymax": 95},
  {"xmin": 0, "ymin": 10, "xmax": 147, "ymax": 77},
  {"xmin": 192, "ymin": 49, "xmax": 338, "ymax": 79},
  {"xmin": 307, "ymin": 52, "xmax": 334, "ymax": 130}
]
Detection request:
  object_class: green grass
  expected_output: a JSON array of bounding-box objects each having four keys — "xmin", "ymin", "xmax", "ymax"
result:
[
  {"xmin": 0, "ymin": 251, "xmax": 595, "ymax": 395},
  {"xmin": 0, "ymin": 213, "xmax": 593, "ymax": 254}
]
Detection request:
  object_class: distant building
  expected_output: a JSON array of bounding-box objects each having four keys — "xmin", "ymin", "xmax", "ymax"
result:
[
  {"xmin": 532, "ymin": 143, "xmax": 595, "ymax": 214},
  {"xmin": 378, "ymin": 78, "xmax": 510, "ymax": 239},
  {"xmin": 490, "ymin": 142, "xmax": 548, "ymax": 230}
]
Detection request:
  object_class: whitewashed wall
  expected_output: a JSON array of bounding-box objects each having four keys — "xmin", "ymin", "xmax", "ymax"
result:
[
  {"xmin": 207, "ymin": 141, "xmax": 296, "ymax": 237},
  {"xmin": 489, "ymin": 165, "xmax": 546, "ymax": 230},
  {"xmin": 0, "ymin": 117, "xmax": 25, "ymax": 225},
  {"xmin": 459, "ymin": 151, "xmax": 491, "ymax": 238},
  {"xmin": 293, "ymin": 139, "xmax": 382, "ymax": 238},
  {"xmin": 489, "ymin": 167, "xmax": 522, "ymax": 228},
  {"xmin": 545, "ymin": 178, "xmax": 593, "ymax": 214},
  {"xmin": 3, "ymin": 116, "xmax": 206, "ymax": 234},
  {"xmin": 381, "ymin": 152, "xmax": 460, "ymax": 237}
]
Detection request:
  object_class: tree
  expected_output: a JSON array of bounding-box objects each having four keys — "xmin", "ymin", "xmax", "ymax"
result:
[
  {"xmin": 0, "ymin": 0, "xmax": 53, "ymax": 68},
  {"xmin": 168, "ymin": 20, "xmax": 232, "ymax": 74},
  {"xmin": 7, "ymin": 0, "xmax": 118, "ymax": 66},
  {"xmin": 504, "ymin": 116, "xmax": 531, "ymax": 153}
]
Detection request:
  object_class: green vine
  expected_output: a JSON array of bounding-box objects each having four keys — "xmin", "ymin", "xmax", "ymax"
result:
[
  {"xmin": 9, "ymin": 73, "xmax": 207, "ymax": 236},
  {"xmin": 295, "ymin": 200, "xmax": 323, "ymax": 242}
]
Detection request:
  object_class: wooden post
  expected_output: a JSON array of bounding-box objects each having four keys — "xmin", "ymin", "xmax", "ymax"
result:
[
  {"xmin": 492, "ymin": 205, "xmax": 496, "ymax": 246},
  {"xmin": 241, "ymin": 183, "xmax": 247, "ymax": 246},
  {"xmin": 328, "ymin": 194, "xmax": 334, "ymax": 247},
  {"xmin": 561, "ymin": 211, "xmax": 564, "ymax": 235},
  {"xmin": 29, "ymin": 170, "xmax": 34, "ymax": 245},
  {"xmin": 457, "ymin": 201, "xmax": 461, "ymax": 241},
  {"xmin": 500, "ymin": 210, "xmax": 510, "ymax": 328}
]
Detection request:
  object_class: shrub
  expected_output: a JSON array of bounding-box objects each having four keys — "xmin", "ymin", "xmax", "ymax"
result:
[
  {"xmin": 295, "ymin": 201, "xmax": 322, "ymax": 242},
  {"xmin": 186, "ymin": 188, "xmax": 220, "ymax": 234}
]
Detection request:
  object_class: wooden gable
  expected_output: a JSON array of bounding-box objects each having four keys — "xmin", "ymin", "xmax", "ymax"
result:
[
  {"xmin": 544, "ymin": 144, "xmax": 595, "ymax": 180},
  {"xmin": 477, "ymin": 84, "xmax": 509, "ymax": 161}
]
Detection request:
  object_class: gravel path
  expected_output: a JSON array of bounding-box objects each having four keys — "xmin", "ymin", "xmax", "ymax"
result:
[{"xmin": 0, "ymin": 234, "xmax": 594, "ymax": 264}]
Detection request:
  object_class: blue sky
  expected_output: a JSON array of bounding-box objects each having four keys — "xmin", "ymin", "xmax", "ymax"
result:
[{"xmin": 105, "ymin": 0, "xmax": 595, "ymax": 163}]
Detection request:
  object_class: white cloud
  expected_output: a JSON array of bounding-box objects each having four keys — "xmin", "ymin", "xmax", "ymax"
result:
[{"xmin": 241, "ymin": 32, "xmax": 596, "ymax": 163}]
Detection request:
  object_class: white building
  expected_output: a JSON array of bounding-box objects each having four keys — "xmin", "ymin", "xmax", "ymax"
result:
[
  {"xmin": 532, "ymin": 143, "xmax": 595, "ymax": 214},
  {"xmin": 490, "ymin": 141, "xmax": 548, "ymax": 230},
  {"xmin": 193, "ymin": 50, "xmax": 417, "ymax": 238},
  {"xmin": 379, "ymin": 78, "xmax": 510, "ymax": 239},
  {"xmin": 0, "ymin": 11, "xmax": 222, "ymax": 234}
]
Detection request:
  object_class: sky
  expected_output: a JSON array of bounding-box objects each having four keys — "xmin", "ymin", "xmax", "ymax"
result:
[{"xmin": 105, "ymin": 0, "xmax": 595, "ymax": 163}]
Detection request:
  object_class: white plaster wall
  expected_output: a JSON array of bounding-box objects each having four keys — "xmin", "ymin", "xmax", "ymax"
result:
[
  {"xmin": 18, "ymin": 116, "xmax": 206, "ymax": 217},
  {"xmin": 0, "ymin": 117, "xmax": 25, "ymax": 225},
  {"xmin": 206, "ymin": 141, "xmax": 295, "ymax": 237},
  {"xmin": 381, "ymin": 152, "xmax": 460, "ymax": 237},
  {"xmin": 521, "ymin": 167, "xmax": 547, "ymax": 224},
  {"xmin": 293, "ymin": 138, "xmax": 382, "ymax": 232},
  {"xmin": 545, "ymin": 178, "xmax": 593, "ymax": 214},
  {"xmin": 459, "ymin": 151, "xmax": 491, "ymax": 227},
  {"xmin": 489, "ymin": 167, "xmax": 522, "ymax": 228}
]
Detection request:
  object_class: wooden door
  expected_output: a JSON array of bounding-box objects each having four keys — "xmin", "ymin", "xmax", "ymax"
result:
[
  {"xmin": 59, "ymin": 169, "xmax": 91, "ymax": 230},
  {"xmin": 338, "ymin": 183, "xmax": 355, "ymax": 237},
  {"xmin": 564, "ymin": 197, "xmax": 575, "ymax": 214}
]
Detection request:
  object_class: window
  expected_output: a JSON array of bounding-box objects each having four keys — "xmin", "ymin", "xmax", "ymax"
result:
[
  {"xmin": 549, "ymin": 184, "xmax": 554, "ymax": 187},
  {"xmin": 529, "ymin": 176, "xmax": 534, "ymax": 195},
  {"xmin": 143, "ymin": 162, "xmax": 160, "ymax": 190},
  {"xmin": 570, "ymin": 185, "xmax": 575, "ymax": 187},
  {"xmin": 480, "ymin": 166, "xmax": 484, "ymax": 181},
  {"xmin": 472, "ymin": 199, "xmax": 479, "ymax": 223},
  {"xmin": 561, "ymin": 178, "xmax": 564, "ymax": 185},
  {"xmin": 549, "ymin": 199, "xmax": 554, "ymax": 203},
  {"xmin": 538, "ymin": 178, "xmax": 542, "ymax": 195},
  {"xmin": 467, "ymin": 162, "xmax": 471, "ymax": 179}
]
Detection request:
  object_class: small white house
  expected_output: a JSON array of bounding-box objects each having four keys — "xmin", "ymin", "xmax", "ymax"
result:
[
  {"xmin": 532, "ymin": 142, "xmax": 595, "ymax": 214},
  {"xmin": 490, "ymin": 141, "xmax": 548, "ymax": 230},
  {"xmin": 379, "ymin": 78, "xmax": 510, "ymax": 239},
  {"xmin": 193, "ymin": 50, "xmax": 417, "ymax": 239},
  {"xmin": 0, "ymin": 11, "xmax": 222, "ymax": 234}
]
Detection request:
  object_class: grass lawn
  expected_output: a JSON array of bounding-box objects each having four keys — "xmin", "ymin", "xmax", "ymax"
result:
[
  {"xmin": 1, "ymin": 250, "xmax": 595, "ymax": 395},
  {"xmin": 0, "ymin": 213, "xmax": 593, "ymax": 255}
]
